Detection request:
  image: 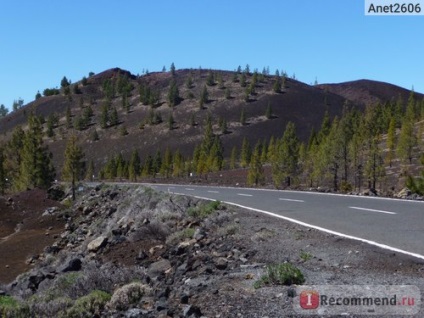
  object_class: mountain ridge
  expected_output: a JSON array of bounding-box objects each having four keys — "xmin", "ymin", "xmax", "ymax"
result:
[{"xmin": 0, "ymin": 67, "xmax": 421, "ymax": 179}]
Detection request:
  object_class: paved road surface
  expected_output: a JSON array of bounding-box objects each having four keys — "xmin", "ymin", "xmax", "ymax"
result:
[{"xmin": 143, "ymin": 183, "xmax": 424, "ymax": 260}]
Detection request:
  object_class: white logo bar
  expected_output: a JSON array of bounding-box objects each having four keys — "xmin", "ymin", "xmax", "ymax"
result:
[
  {"xmin": 365, "ymin": 0, "xmax": 424, "ymax": 15},
  {"xmin": 294, "ymin": 285, "xmax": 420, "ymax": 315}
]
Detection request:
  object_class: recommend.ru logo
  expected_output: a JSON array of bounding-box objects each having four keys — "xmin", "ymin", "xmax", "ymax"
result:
[{"xmin": 294, "ymin": 285, "xmax": 420, "ymax": 316}]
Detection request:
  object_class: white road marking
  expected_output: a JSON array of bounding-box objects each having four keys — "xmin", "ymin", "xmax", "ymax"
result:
[
  {"xmin": 185, "ymin": 194, "xmax": 424, "ymax": 261},
  {"xmin": 237, "ymin": 193, "xmax": 253, "ymax": 197},
  {"xmin": 208, "ymin": 190, "xmax": 219, "ymax": 193},
  {"xmin": 349, "ymin": 206, "xmax": 397, "ymax": 215},
  {"xmin": 185, "ymin": 188, "xmax": 195, "ymax": 191},
  {"xmin": 279, "ymin": 198, "xmax": 305, "ymax": 202},
  {"xmin": 141, "ymin": 182, "xmax": 424, "ymax": 204}
]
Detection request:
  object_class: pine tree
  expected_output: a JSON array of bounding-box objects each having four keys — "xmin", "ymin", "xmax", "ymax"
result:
[
  {"xmin": 317, "ymin": 111, "xmax": 331, "ymax": 143},
  {"xmin": 225, "ymin": 87, "xmax": 231, "ymax": 100},
  {"xmin": 167, "ymin": 112, "xmax": 175, "ymax": 130},
  {"xmin": 217, "ymin": 73, "xmax": 224, "ymax": 89},
  {"xmin": 220, "ymin": 118, "xmax": 228, "ymax": 134},
  {"xmin": 397, "ymin": 101, "xmax": 417, "ymax": 164},
  {"xmin": 62, "ymin": 134, "xmax": 84, "ymax": 200},
  {"xmin": 122, "ymin": 93, "xmax": 130, "ymax": 113},
  {"xmin": 128, "ymin": 149, "xmax": 141, "ymax": 181},
  {"xmin": 160, "ymin": 148, "xmax": 173, "ymax": 178},
  {"xmin": 85, "ymin": 160, "xmax": 94, "ymax": 181},
  {"xmin": 207, "ymin": 137, "xmax": 224, "ymax": 172},
  {"xmin": 4, "ymin": 126, "xmax": 24, "ymax": 186},
  {"xmin": 244, "ymin": 64, "xmax": 250, "ymax": 75},
  {"xmin": 281, "ymin": 74, "xmax": 286, "ymax": 89},
  {"xmin": 91, "ymin": 129, "xmax": 99, "ymax": 141},
  {"xmin": 190, "ymin": 113, "xmax": 196, "ymax": 127},
  {"xmin": 206, "ymin": 71, "xmax": 215, "ymax": 86},
  {"xmin": 61, "ymin": 76, "xmax": 70, "ymax": 88},
  {"xmin": 46, "ymin": 113, "xmax": 56, "ymax": 137},
  {"xmin": 322, "ymin": 117, "xmax": 343, "ymax": 191},
  {"xmin": 0, "ymin": 104, "xmax": 8, "ymax": 117},
  {"xmin": 273, "ymin": 76, "xmax": 281, "ymax": 93},
  {"xmin": 365, "ymin": 136, "xmax": 384, "ymax": 190},
  {"xmin": 66, "ymin": 105, "xmax": 72, "ymax": 128},
  {"xmin": 240, "ymin": 73, "xmax": 247, "ymax": 87},
  {"xmin": 153, "ymin": 150, "xmax": 162, "ymax": 175},
  {"xmin": 17, "ymin": 114, "xmax": 55, "ymax": 190},
  {"xmin": 115, "ymin": 153, "xmax": 126, "ymax": 179},
  {"xmin": 240, "ymin": 137, "xmax": 251, "ymax": 168},
  {"xmin": 170, "ymin": 62, "xmax": 176, "ymax": 76},
  {"xmin": 199, "ymin": 85, "xmax": 208, "ymax": 109},
  {"xmin": 230, "ymin": 146, "xmax": 237, "ymax": 169},
  {"xmin": 110, "ymin": 107, "xmax": 119, "ymax": 127},
  {"xmin": 260, "ymin": 139, "xmax": 268, "ymax": 163},
  {"xmin": 0, "ymin": 146, "xmax": 6, "ymax": 194},
  {"xmin": 167, "ymin": 79, "xmax": 180, "ymax": 107},
  {"xmin": 386, "ymin": 117, "xmax": 396, "ymax": 167},
  {"xmin": 240, "ymin": 109, "xmax": 246, "ymax": 125},
  {"xmin": 120, "ymin": 125, "xmax": 128, "ymax": 136},
  {"xmin": 265, "ymin": 102, "xmax": 273, "ymax": 119},
  {"xmin": 267, "ymin": 136, "xmax": 276, "ymax": 163},
  {"xmin": 186, "ymin": 75, "xmax": 193, "ymax": 89},
  {"xmin": 406, "ymin": 154, "xmax": 424, "ymax": 195},
  {"xmin": 142, "ymin": 155, "xmax": 154, "ymax": 177},
  {"xmin": 272, "ymin": 122, "xmax": 300, "ymax": 188},
  {"xmin": 247, "ymin": 141, "xmax": 264, "ymax": 186},
  {"xmin": 172, "ymin": 150, "xmax": 184, "ymax": 177}
]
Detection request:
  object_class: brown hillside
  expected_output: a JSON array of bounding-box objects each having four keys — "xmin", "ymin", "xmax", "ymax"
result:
[
  {"xmin": 0, "ymin": 68, "xmax": 363, "ymax": 177},
  {"xmin": 317, "ymin": 79, "xmax": 424, "ymax": 107}
]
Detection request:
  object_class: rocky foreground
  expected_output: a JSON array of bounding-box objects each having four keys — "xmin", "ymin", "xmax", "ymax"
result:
[{"xmin": 1, "ymin": 184, "xmax": 424, "ymax": 317}]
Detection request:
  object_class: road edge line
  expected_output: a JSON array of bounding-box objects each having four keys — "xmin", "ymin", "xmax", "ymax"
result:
[{"xmin": 180, "ymin": 193, "xmax": 424, "ymax": 261}]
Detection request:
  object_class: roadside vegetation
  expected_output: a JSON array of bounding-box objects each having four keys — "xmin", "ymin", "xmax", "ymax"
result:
[{"xmin": 0, "ymin": 64, "xmax": 423, "ymax": 197}]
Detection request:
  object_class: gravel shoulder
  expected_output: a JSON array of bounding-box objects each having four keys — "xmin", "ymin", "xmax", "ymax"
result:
[{"xmin": 0, "ymin": 184, "xmax": 423, "ymax": 317}]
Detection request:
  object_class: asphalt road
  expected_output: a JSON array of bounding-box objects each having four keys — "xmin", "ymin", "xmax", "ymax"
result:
[{"xmin": 144, "ymin": 183, "xmax": 424, "ymax": 260}]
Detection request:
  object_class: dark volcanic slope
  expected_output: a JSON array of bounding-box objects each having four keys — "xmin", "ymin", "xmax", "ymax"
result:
[
  {"xmin": 0, "ymin": 68, "xmax": 362, "ymax": 175},
  {"xmin": 317, "ymin": 79, "xmax": 424, "ymax": 107}
]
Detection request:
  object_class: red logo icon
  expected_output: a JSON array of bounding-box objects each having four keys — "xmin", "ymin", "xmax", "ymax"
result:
[{"xmin": 300, "ymin": 290, "xmax": 320, "ymax": 309}]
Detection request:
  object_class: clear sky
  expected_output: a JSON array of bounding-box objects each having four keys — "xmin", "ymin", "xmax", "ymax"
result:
[{"xmin": 1, "ymin": 0, "xmax": 423, "ymax": 110}]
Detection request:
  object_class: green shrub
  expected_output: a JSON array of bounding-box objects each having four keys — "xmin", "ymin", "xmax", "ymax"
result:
[
  {"xmin": 299, "ymin": 251, "xmax": 312, "ymax": 262},
  {"xmin": 0, "ymin": 296, "xmax": 29, "ymax": 318},
  {"xmin": 340, "ymin": 181, "xmax": 353, "ymax": 193},
  {"xmin": 187, "ymin": 201, "xmax": 221, "ymax": 218},
  {"xmin": 217, "ymin": 223, "xmax": 240, "ymax": 236},
  {"xmin": 62, "ymin": 197, "xmax": 73, "ymax": 208},
  {"xmin": 406, "ymin": 174, "xmax": 424, "ymax": 196},
  {"xmin": 166, "ymin": 228, "xmax": 195, "ymax": 245},
  {"xmin": 254, "ymin": 263, "xmax": 305, "ymax": 289},
  {"xmin": 107, "ymin": 282, "xmax": 151, "ymax": 311},
  {"xmin": 66, "ymin": 290, "xmax": 111, "ymax": 318}
]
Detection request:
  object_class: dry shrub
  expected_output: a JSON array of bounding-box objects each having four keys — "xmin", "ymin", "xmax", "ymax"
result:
[{"xmin": 107, "ymin": 282, "xmax": 151, "ymax": 311}]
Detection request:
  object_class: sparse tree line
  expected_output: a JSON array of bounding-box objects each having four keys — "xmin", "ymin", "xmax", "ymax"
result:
[
  {"xmin": 1, "ymin": 65, "xmax": 423, "ymax": 197},
  {"xmin": 95, "ymin": 91, "xmax": 424, "ymax": 195}
]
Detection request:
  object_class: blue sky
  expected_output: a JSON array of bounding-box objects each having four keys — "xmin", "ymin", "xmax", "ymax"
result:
[{"xmin": 1, "ymin": 0, "xmax": 423, "ymax": 110}]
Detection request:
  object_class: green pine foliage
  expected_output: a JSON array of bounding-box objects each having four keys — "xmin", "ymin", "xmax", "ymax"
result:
[
  {"xmin": 240, "ymin": 137, "xmax": 251, "ymax": 168},
  {"xmin": 16, "ymin": 114, "xmax": 56, "ymax": 190},
  {"xmin": 406, "ymin": 154, "xmax": 424, "ymax": 195},
  {"xmin": 62, "ymin": 134, "xmax": 85, "ymax": 200},
  {"xmin": 247, "ymin": 142, "xmax": 265, "ymax": 186},
  {"xmin": 397, "ymin": 100, "xmax": 417, "ymax": 164},
  {"xmin": 0, "ymin": 146, "xmax": 6, "ymax": 194},
  {"xmin": 167, "ymin": 79, "xmax": 180, "ymax": 107},
  {"xmin": 199, "ymin": 85, "xmax": 208, "ymax": 109},
  {"xmin": 85, "ymin": 160, "xmax": 95, "ymax": 181},
  {"xmin": 272, "ymin": 122, "xmax": 299, "ymax": 188}
]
